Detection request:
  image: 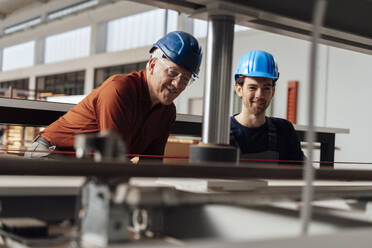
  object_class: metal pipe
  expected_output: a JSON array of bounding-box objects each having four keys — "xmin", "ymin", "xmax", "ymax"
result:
[
  {"xmin": 202, "ymin": 15, "xmax": 234, "ymax": 144},
  {"xmin": 300, "ymin": 0, "xmax": 328, "ymax": 236}
]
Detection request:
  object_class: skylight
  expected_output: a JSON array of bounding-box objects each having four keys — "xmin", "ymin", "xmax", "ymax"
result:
[
  {"xmin": 48, "ymin": 0, "xmax": 99, "ymax": 20},
  {"xmin": 4, "ymin": 17, "xmax": 42, "ymax": 34}
]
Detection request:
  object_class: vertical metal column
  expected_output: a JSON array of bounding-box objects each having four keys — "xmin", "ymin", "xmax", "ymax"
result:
[
  {"xmin": 34, "ymin": 38, "xmax": 45, "ymax": 65},
  {"xmin": 189, "ymin": 15, "xmax": 237, "ymax": 163},
  {"xmin": 93, "ymin": 22, "xmax": 108, "ymax": 54},
  {"xmin": 300, "ymin": 0, "xmax": 328, "ymax": 235},
  {"xmin": 0, "ymin": 47, "xmax": 3, "ymax": 72},
  {"xmin": 202, "ymin": 15, "xmax": 235, "ymax": 145}
]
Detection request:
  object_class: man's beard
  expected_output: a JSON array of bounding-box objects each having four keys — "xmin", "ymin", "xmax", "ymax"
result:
[{"xmin": 249, "ymin": 101, "xmax": 267, "ymax": 115}]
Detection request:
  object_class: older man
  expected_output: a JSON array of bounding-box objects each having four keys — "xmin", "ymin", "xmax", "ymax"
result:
[
  {"xmin": 25, "ymin": 31, "xmax": 202, "ymax": 159},
  {"xmin": 230, "ymin": 50, "xmax": 304, "ymax": 163}
]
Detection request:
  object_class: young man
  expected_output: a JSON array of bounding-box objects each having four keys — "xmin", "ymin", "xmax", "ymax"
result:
[
  {"xmin": 230, "ymin": 50, "xmax": 304, "ymax": 163},
  {"xmin": 25, "ymin": 31, "xmax": 202, "ymax": 159}
]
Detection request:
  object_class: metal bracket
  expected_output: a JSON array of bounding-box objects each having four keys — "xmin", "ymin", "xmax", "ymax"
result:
[{"xmin": 80, "ymin": 179, "xmax": 130, "ymax": 247}]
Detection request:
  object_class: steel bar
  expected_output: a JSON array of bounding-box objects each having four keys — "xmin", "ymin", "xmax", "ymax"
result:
[
  {"xmin": 301, "ymin": 0, "xmax": 328, "ymax": 235},
  {"xmin": 1, "ymin": 158, "xmax": 372, "ymax": 181},
  {"xmin": 202, "ymin": 15, "xmax": 234, "ymax": 144}
]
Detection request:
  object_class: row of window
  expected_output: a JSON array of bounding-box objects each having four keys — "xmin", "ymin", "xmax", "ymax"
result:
[
  {"xmin": 37, "ymin": 71, "xmax": 85, "ymax": 96},
  {"xmin": 0, "ymin": 61, "xmax": 147, "ymax": 98},
  {"xmin": 1, "ymin": 9, "xmax": 177, "ymax": 72},
  {"xmin": 1, "ymin": 7, "xmax": 249, "ymax": 72},
  {"xmin": 3, "ymin": 0, "xmax": 99, "ymax": 35},
  {"xmin": 94, "ymin": 61, "xmax": 147, "ymax": 88}
]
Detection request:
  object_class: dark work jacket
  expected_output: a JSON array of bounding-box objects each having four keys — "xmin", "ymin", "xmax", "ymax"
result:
[{"xmin": 230, "ymin": 116, "xmax": 304, "ymax": 163}]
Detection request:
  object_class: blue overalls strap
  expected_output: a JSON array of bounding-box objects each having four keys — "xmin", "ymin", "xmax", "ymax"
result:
[
  {"xmin": 230, "ymin": 129, "xmax": 237, "ymax": 146},
  {"xmin": 266, "ymin": 117, "xmax": 277, "ymax": 151}
]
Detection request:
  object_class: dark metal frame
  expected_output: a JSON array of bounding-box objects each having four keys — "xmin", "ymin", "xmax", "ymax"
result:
[
  {"xmin": 296, "ymin": 131, "xmax": 336, "ymax": 167},
  {"xmin": 0, "ymin": 158, "xmax": 371, "ymax": 180},
  {"xmin": 0, "ymin": 98, "xmax": 341, "ymax": 167}
]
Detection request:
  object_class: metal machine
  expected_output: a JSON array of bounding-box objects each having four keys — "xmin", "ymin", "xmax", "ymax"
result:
[{"xmin": 2, "ymin": 155, "xmax": 372, "ymax": 247}]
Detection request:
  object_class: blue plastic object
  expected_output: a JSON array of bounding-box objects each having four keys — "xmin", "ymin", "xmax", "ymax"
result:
[
  {"xmin": 234, "ymin": 50, "xmax": 279, "ymax": 82},
  {"xmin": 150, "ymin": 31, "xmax": 202, "ymax": 77}
]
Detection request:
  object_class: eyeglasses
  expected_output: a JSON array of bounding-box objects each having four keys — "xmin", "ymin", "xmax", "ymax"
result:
[{"xmin": 158, "ymin": 58, "xmax": 195, "ymax": 87}]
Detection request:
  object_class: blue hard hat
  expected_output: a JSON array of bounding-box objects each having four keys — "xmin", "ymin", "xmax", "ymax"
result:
[
  {"xmin": 234, "ymin": 50, "xmax": 279, "ymax": 82},
  {"xmin": 150, "ymin": 31, "xmax": 203, "ymax": 77}
]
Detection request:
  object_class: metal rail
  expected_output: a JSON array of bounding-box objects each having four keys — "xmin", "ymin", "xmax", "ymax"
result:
[
  {"xmin": 1, "ymin": 157, "xmax": 372, "ymax": 181},
  {"xmin": 125, "ymin": 185, "xmax": 372, "ymax": 207}
]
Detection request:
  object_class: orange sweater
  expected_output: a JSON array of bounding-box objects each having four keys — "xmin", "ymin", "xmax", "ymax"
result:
[{"xmin": 41, "ymin": 70, "xmax": 176, "ymax": 155}]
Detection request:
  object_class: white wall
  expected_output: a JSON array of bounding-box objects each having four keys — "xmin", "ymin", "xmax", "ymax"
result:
[{"xmin": 327, "ymin": 47, "xmax": 372, "ymax": 167}]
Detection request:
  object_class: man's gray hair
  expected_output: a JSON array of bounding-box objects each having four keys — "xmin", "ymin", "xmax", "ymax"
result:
[{"xmin": 146, "ymin": 48, "xmax": 164, "ymax": 69}]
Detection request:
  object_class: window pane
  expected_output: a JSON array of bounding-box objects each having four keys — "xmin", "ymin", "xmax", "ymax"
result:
[
  {"xmin": 36, "ymin": 71, "xmax": 85, "ymax": 97},
  {"xmin": 0, "ymin": 79, "xmax": 29, "ymax": 99},
  {"xmin": 193, "ymin": 19, "xmax": 208, "ymax": 38},
  {"xmin": 2, "ymin": 41, "xmax": 35, "ymax": 71},
  {"xmin": 94, "ymin": 61, "xmax": 147, "ymax": 87},
  {"xmin": 166, "ymin": 10, "xmax": 178, "ymax": 33},
  {"xmin": 45, "ymin": 26, "xmax": 91, "ymax": 63},
  {"xmin": 4, "ymin": 17, "xmax": 41, "ymax": 34},
  {"xmin": 48, "ymin": 0, "xmax": 99, "ymax": 20},
  {"xmin": 107, "ymin": 9, "xmax": 165, "ymax": 52}
]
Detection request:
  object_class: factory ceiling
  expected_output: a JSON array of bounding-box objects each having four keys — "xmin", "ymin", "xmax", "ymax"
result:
[
  {"xmin": 0, "ymin": 0, "xmax": 372, "ymax": 55},
  {"xmin": 0, "ymin": 0, "xmax": 48, "ymax": 19}
]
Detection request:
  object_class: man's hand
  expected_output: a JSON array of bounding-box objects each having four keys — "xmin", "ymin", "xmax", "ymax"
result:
[{"xmin": 130, "ymin": 156, "xmax": 139, "ymax": 164}]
